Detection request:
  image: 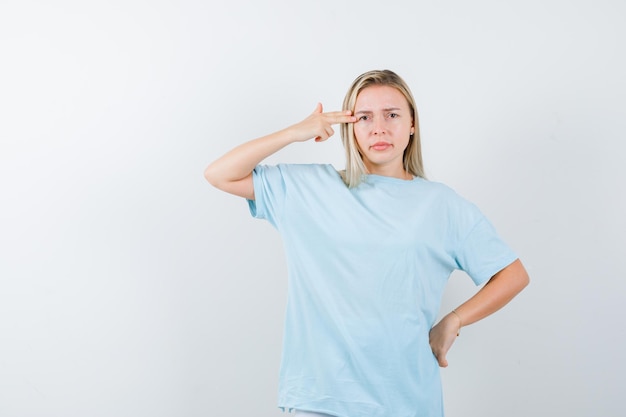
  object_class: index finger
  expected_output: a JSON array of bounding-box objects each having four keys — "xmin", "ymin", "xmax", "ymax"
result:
[{"xmin": 323, "ymin": 110, "xmax": 357, "ymax": 124}]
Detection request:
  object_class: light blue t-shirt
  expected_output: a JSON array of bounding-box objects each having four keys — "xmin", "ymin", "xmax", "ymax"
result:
[{"xmin": 248, "ymin": 164, "xmax": 517, "ymax": 417}]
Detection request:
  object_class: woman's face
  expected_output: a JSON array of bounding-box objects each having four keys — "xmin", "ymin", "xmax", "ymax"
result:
[{"xmin": 353, "ymin": 85, "xmax": 414, "ymax": 177}]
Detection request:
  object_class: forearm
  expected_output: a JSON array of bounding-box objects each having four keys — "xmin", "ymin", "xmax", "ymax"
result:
[
  {"xmin": 452, "ymin": 259, "xmax": 529, "ymax": 329},
  {"xmin": 430, "ymin": 259, "xmax": 529, "ymax": 367}
]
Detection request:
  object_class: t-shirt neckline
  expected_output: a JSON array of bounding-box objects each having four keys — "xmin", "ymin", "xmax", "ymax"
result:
[{"xmin": 364, "ymin": 174, "xmax": 420, "ymax": 184}]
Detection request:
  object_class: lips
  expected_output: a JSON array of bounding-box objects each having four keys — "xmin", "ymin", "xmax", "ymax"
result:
[{"xmin": 371, "ymin": 141, "xmax": 391, "ymax": 151}]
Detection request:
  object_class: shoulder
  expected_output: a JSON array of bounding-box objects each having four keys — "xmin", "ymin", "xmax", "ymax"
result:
[
  {"xmin": 416, "ymin": 179, "xmax": 482, "ymax": 218},
  {"xmin": 279, "ymin": 163, "xmax": 338, "ymax": 174},
  {"xmin": 258, "ymin": 163, "xmax": 341, "ymax": 180},
  {"xmin": 254, "ymin": 164, "xmax": 344, "ymax": 191},
  {"xmin": 413, "ymin": 178, "xmax": 465, "ymax": 201}
]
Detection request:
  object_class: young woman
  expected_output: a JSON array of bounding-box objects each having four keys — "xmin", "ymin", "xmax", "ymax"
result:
[{"xmin": 205, "ymin": 70, "xmax": 529, "ymax": 417}]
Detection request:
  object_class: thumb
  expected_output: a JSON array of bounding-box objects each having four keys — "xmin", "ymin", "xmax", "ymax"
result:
[
  {"xmin": 313, "ymin": 102, "xmax": 323, "ymax": 114},
  {"xmin": 438, "ymin": 355, "xmax": 449, "ymax": 368}
]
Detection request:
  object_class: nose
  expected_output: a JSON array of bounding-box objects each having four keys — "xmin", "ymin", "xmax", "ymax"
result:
[{"xmin": 373, "ymin": 117, "xmax": 385, "ymax": 135}]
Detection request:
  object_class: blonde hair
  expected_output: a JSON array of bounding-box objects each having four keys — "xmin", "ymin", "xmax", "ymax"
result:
[{"xmin": 340, "ymin": 69, "xmax": 425, "ymax": 187}]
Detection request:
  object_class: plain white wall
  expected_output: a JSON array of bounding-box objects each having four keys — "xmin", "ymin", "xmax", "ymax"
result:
[{"xmin": 1, "ymin": 0, "xmax": 624, "ymax": 416}]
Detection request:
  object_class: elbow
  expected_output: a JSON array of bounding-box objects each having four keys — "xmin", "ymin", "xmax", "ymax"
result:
[
  {"xmin": 203, "ymin": 163, "xmax": 220, "ymax": 188},
  {"xmin": 515, "ymin": 259, "xmax": 531, "ymax": 292},
  {"xmin": 203, "ymin": 164, "xmax": 254, "ymax": 200},
  {"xmin": 519, "ymin": 270, "xmax": 530, "ymax": 292},
  {"xmin": 523, "ymin": 267, "xmax": 530, "ymax": 287},
  {"xmin": 520, "ymin": 259, "xmax": 530, "ymax": 285},
  {"xmin": 493, "ymin": 258, "xmax": 530, "ymax": 294}
]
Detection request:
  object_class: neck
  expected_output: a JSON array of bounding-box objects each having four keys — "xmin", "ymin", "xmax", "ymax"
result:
[{"xmin": 366, "ymin": 163, "xmax": 412, "ymax": 180}]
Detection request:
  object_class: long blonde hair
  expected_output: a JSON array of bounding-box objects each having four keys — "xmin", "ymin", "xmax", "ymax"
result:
[{"xmin": 340, "ymin": 69, "xmax": 425, "ymax": 187}]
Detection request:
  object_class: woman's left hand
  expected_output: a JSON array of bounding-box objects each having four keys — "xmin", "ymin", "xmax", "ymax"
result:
[
  {"xmin": 429, "ymin": 312, "xmax": 462, "ymax": 367},
  {"xmin": 428, "ymin": 259, "xmax": 529, "ymax": 368}
]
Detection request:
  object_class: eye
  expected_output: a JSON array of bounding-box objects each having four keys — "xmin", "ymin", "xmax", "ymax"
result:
[
  {"xmin": 388, "ymin": 113, "xmax": 399, "ymax": 119},
  {"xmin": 358, "ymin": 115, "xmax": 369, "ymax": 121}
]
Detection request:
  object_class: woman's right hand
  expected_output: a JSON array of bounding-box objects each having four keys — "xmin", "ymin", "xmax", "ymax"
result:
[{"xmin": 288, "ymin": 103, "xmax": 356, "ymax": 143}]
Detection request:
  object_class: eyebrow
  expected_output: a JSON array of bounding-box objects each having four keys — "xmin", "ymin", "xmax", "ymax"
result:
[{"xmin": 354, "ymin": 107, "xmax": 403, "ymax": 114}]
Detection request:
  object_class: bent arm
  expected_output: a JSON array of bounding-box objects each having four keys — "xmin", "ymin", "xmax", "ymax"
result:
[
  {"xmin": 430, "ymin": 259, "xmax": 530, "ymax": 367},
  {"xmin": 204, "ymin": 104, "xmax": 356, "ymax": 200},
  {"xmin": 204, "ymin": 129, "xmax": 295, "ymax": 200},
  {"xmin": 453, "ymin": 258, "xmax": 529, "ymax": 327}
]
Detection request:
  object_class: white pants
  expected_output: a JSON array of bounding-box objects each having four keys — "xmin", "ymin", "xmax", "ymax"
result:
[{"xmin": 294, "ymin": 411, "xmax": 336, "ymax": 417}]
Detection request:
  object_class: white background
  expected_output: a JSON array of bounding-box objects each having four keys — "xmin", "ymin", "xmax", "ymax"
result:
[{"xmin": 1, "ymin": 1, "xmax": 624, "ymax": 416}]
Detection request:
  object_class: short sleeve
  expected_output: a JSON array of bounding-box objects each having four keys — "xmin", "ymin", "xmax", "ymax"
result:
[
  {"xmin": 449, "ymin": 198, "xmax": 518, "ymax": 286},
  {"xmin": 247, "ymin": 164, "xmax": 287, "ymax": 228}
]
